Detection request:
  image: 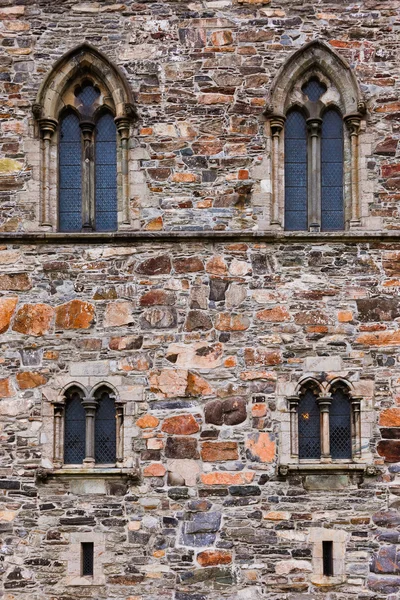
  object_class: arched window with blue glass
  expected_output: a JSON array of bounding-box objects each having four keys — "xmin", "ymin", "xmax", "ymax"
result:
[{"xmin": 34, "ymin": 45, "xmax": 135, "ymax": 232}]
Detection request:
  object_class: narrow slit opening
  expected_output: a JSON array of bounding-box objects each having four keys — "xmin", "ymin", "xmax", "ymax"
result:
[
  {"xmin": 81, "ymin": 542, "xmax": 94, "ymax": 577},
  {"xmin": 322, "ymin": 540, "xmax": 334, "ymax": 577}
]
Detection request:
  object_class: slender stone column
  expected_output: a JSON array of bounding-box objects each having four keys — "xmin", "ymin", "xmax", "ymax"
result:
[
  {"xmin": 82, "ymin": 397, "xmax": 98, "ymax": 466},
  {"xmin": 80, "ymin": 120, "xmax": 95, "ymax": 231},
  {"xmin": 270, "ymin": 114, "xmax": 285, "ymax": 226},
  {"xmin": 287, "ymin": 395, "xmax": 300, "ymax": 458},
  {"xmin": 345, "ymin": 114, "xmax": 361, "ymax": 226},
  {"xmin": 116, "ymin": 404, "xmax": 124, "ymax": 464},
  {"xmin": 53, "ymin": 402, "xmax": 64, "ymax": 466},
  {"xmin": 317, "ymin": 395, "xmax": 332, "ymax": 461},
  {"xmin": 350, "ymin": 395, "xmax": 362, "ymax": 458},
  {"xmin": 38, "ymin": 118, "xmax": 57, "ymax": 228},
  {"xmin": 307, "ymin": 118, "xmax": 322, "ymax": 231},
  {"xmin": 115, "ymin": 117, "xmax": 131, "ymax": 225}
]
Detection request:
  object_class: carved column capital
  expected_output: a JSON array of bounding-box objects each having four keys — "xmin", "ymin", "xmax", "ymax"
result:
[
  {"xmin": 270, "ymin": 113, "xmax": 286, "ymax": 136},
  {"xmin": 38, "ymin": 117, "xmax": 58, "ymax": 139},
  {"xmin": 82, "ymin": 397, "xmax": 98, "ymax": 416},
  {"xmin": 287, "ymin": 395, "xmax": 300, "ymax": 409},
  {"xmin": 317, "ymin": 394, "xmax": 332, "ymax": 412},
  {"xmin": 306, "ymin": 117, "xmax": 322, "ymax": 136},
  {"xmin": 115, "ymin": 116, "xmax": 131, "ymax": 139},
  {"xmin": 344, "ymin": 113, "xmax": 361, "ymax": 136}
]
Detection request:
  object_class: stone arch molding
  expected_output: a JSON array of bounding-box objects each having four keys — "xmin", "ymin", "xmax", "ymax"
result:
[
  {"xmin": 267, "ymin": 40, "xmax": 365, "ymax": 229},
  {"xmin": 33, "ymin": 44, "xmax": 136, "ymax": 229}
]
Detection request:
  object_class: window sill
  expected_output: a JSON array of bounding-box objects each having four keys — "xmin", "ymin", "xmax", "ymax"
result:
[
  {"xmin": 278, "ymin": 463, "xmax": 377, "ymax": 477},
  {"xmin": 36, "ymin": 466, "xmax": 140, "ymax": 483}
]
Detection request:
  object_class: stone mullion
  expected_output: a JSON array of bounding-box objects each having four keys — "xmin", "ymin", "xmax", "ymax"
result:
[
  {"xmin": 82, "ymin": 397, "xmax": 98, "ymax": 466},
  {"xmin": 38, "ymin": 118, "xmax": 57, "ymax": 228},
  {"xmin": 307, "ymin": 118, "xmax": 322, "ymax": 231},
  {"xmin": 317, "ymin": 395, "xmax": 332, "ymax": 461},
  {"xmin": 344, "ymin": 114, "xmax": 361, "ymax": 226},
  {"xmin": 53, "ymin": 402, "xmax": 64, "ymax": 467},
  {"xmin": 270, "ymin": 114, "xmax": 285, "ymax": 227},
  {"xmin": 115, "ymin": 117, "xmax": 131, "ymax": 225},
  {"xmin": 287, "ymin": 395, "xmax": 300, "ymax": 458},
  {"xmin": 80, "ymin": 121, "xmax": 95, "ymax": 231},
  {"xmin": 350, "ymin": 395, "xmax": 362, "ymax": 458},
  {"xmin": 116, "ymin": 404, "xmax": 124, "ymax": 464}
]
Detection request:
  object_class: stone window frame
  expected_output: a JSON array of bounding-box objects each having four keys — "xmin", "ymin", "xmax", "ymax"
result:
[
  {"xmin": 286, "ymin": 377, "xmax": 361, "ymax": 464},
  {"xmin": 32, "ymin": 43, "xmax": 136, "ymax": 232},
  {"xmin": 53, "ymin": 381, "xmax": 124, "ymax": 469},
  {"xmin": 65, "ymin": 532, "xmax": 106, "ymax": 587},
  {"xmin": 309, "ymin": 528, "xmax": 347, "ymax": 586},
  {"xmin": 266, "ymin": 40, "xmax": 366, "ymax": 232}
]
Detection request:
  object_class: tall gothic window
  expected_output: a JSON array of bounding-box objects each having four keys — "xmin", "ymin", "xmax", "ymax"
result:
[
  {"xmin": 284, "ymin": 78, "xmax": 344, "ymax": 232},
  {"xmin": 59, "ymin": 82, "xmax": 117, "ymax": 232},
  {"xmin": 33, "ymin": 44, "xmax": 135, "ymax": 232}
]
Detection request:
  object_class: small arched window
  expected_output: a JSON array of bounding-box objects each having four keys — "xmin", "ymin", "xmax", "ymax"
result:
[
  {"xmin": 330, "ymin": 385, "xmax": 352, "ymax": 459},
  {"xmin": 284, "ymin": 109, "xmax": 308, "ymax": 231},
  {"xmin": 64, "ymin": 387, "xmax": 86, "ymax": 464},
  {"xmin": 94, "ymin": 387, "xmax": 117, "ymax": 464},
  {"xmin": 298, "ymin": 385, "xmax": 321, "ymax": 459}
]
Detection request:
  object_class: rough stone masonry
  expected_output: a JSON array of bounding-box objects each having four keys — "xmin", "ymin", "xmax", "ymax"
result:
[{"xmin": 1, "ymin": 0, "xmax": 400, "ymax": 599}]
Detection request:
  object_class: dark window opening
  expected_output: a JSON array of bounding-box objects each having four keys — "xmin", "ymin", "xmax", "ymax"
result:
[
  {"xmin": 330, "ymin": 386, "xmax": 352, "ymax": 459},
  {"xmin": 81, "ymin": 542, "xmax": 94, "ymax": 576},
  {"xmin": 298, "ymin": 387, "xmax": 321, "ymax": 459},
  {"xmin": 64, "ymin": 388, "xmax": 86, "ymax": 464},
  {"xmin": 94, "ymin": 388, "xmax": 117, "ymax": 464},
  {"xmin": 322, "ymin": 541, "xmax": 334, "ymax": 577}
]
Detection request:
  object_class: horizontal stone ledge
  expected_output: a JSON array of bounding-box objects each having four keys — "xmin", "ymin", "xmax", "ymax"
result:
[
  {"xmin": 0, "ymin": 230, "xmax": 400, "ymax": 244},
  {"xmin": 36, "ymin": 467, "xmax": 140, "ymax": 481},
  {"xmin": 277, "ymin": 463, "xmax": 377, "ymax": 476}
]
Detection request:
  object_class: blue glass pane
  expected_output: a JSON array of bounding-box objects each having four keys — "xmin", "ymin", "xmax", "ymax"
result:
[
  {"xmin": 285, "ymin": 110, "xmax": 307, "ymax": 231},
  {"xmin": 94, "ymin": 389, "xmax": 116, "ymax": 464},
  {"xmin": 77, "ymin": 83, "xmax": 100, "ymax": 107},
  {"xmin": 298, "ymin": 388, "xmax": 321, "ymax": 460},
  {"xmin": 321, "ymin": 109, "xmax": 344, "ymax": 231},
  {"xmin": 95, "ymin": 113, "xmax": 117, "ymax": 232},
  {"xmin": 330, "ymin": 388, "xmax": 352, "ymax": 459},
  {"xmin": 302, "ymin": 78, "xmax": 326, "ymax": 102},
  {"xmin": 64, "ymin": 389, "xmax": 86, "ymax": 464},
  {"xmin": 59, "ymin": 113, "xmax": 82, "ymax": 232}
]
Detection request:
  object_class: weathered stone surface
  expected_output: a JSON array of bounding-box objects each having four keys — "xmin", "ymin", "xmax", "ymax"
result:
[
  {"xmin": 201, "ymin": 472, "xmax": 255, "ymax": 485},
  {"xmin": 379, "ymin": 408, "xmax": 400, "ymax": 427},
  {"xmin": 162, "ymin": 414, "xmax": 200, "ymax": 435},
  {"xmin": 109, "ymin": 335, "xmax": 143, "ymax": 350},
  {"xmin": 197, "ymin": 550, "xmax": 232, "ymax": 567},
  {"xmin": 55, "ymin": 300, "xmax": 95, "ymax": 330},
  {"xmin": 0, "ymin": 273, "xmax": 31, "ymax": 291},
  {"xmin": 377, "ymin": 440, "xmax": 400, "ymax": 462},
  {"xmin": 215, "ymin": 313, "xmax": 250, "ymax": 331},
  {"xmin": 104, "ymin": 301, "xmax": 134, "ymax": 327},
  {"xmin": 173, "ymin": 257, "xmax": 204, "ymax": 273},
  {"xmin": 209, "ymin": 279, "xmax": 229, "ymax": 302},
  {"xmin": 13, "ymin": 304, "xmax": 54, "ymax": 336},
  {"xmin": 205, "ymin": 397, "xmax": 247, "ymax": 426},
  {"xmin": 140, "ymin": 290, "xmax": 175, "ymax": 306},
  {"xmin": 184, "ymin": 310, "xmax": 213, "ymax": 331},
  {"xmin": 201, "ymin": 441, "xmax": 239, "ymax": 461},
  {"xmin": 143, "ymin": 463, "xmax": 166, "ymax": 477},
  {"xmin": 136, "ymin": 255, "xmax": 171, "ymax": 275},
  {"xmin": 0, "ymin": 378, "xmax": 15, "ymax": 398},
  {"xmin": 16, "ymin": 371, "xmax": 47, "ymax": 389},
  {"xmin": 246, "ymin": 432, "xmax": 275, "ymax": 463},
  {"xmin": 166, "ymin": 342, "xmax": 224, "ymax": 369},
  {"xmin": 256, "ymin": 306, "xmax": 290, "ymax": 322},
  {"xmin": 0, "ymin": 296, "xmax": 18, "ymax": 333},
  {"xmin": 357, "ymin": 297, "xmax": 400, "ymax": 321},
  {"xmin": 141, "ymin": 307, "xmax": 177, "ymax": 329},
  {"xmin": 244, "ymin": 348, "xmax": 282, "ymax": 366},
  {"xmin": 165, "ymin": 437, "xmax": 199, "ymax": 459},
  {"xmin": 136, "ymin": 415, "xmax": 159, "ymax": 429}
]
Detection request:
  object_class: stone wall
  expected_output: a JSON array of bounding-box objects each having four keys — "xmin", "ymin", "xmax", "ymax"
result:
[{"xmin": 1, "ymin": 0, "xmax": 400, "ymax": 599}]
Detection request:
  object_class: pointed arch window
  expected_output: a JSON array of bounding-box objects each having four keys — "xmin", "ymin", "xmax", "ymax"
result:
[
  {"xmin": 268, "ymin": 40, "xmax": 365, "ymax": 231},
  {"xmin": 33, "ymin": 45, "xmax": 135, "ymax": 232}
]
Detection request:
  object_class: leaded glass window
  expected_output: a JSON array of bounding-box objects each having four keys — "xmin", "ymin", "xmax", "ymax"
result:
[
  {"xmin": 298, "ymin": 388, "xmax": 321, "ymax": 459},
  {"xmin": 94, "ymin": 389, "xmax": 116, "ymax": 464},
  {"xmin": 321, "ymin": 109, "xmax": 344, "ymax": 231},
  {"xmin": 284, "ymin": 110, "xmax": 308, "ymax": 231},
  {"xmin": 59, "ymin": 112, "xmax": 82, "ymax": 233},
  {"xmin": 95, "ymin": 113, "xmax": 118, "ymax": 232},
  {"xmin": 64, "ymin": 388, "xmax": 86, "ymax": 464},
  {"xmin": 330, "ymin": 387, "xmax": 352, "ymax": 459}
]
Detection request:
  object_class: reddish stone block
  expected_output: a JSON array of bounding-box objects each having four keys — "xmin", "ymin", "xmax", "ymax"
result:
[
  {"xmin": 165, "ymin": 436, "xmax": 199, "ymax": 459},
  {"xmin": 136, "ymin": 415, "xmax": 160, "ymax": 429},
  {"xmin": 246, "ymin": 432, "xmax": 275, "ymax": 463},
  {"xmin": 192, "ymin": 137, "xmax": 223, "ymax": 155},
  {"xmin": 143, "ymin": 463, "xmax": 166, "ymax": 477},
  {"xmin": 356, "ymin": 331, "xmax": 400, "ymax": 346},
  {"xmin": 244, "ymin": 348, "xmax": 282, "ymax": 366},
  {"xmin": 205, "ymin": 255, "xmax": 228, "ymax": 275},
  {"xmin": 0, "ymin": 296, "xmax": 17, "ymax": 333},
  {"xmin": 144, "ymin": 216, "xmax": 163, "ymax": 230},
  {"xmin": 197, "ymin": 550, "xmax": 232, "ymax": 567},
  {"xmin": 140, "ymin": 290, "xmax": 175, "ymax": 306},
  {"xmin": 379, "ymin": 408, "xmax": 400, "ymax": 427},
  {"xmin": 55, "ymin": 300, "xmax": 95, "ymax": 330},
  {"xmin": 186, "ymin": 372, "xmax": 213, "ymax": 396},
  {"xmin": 13, "ymin": 303, "xmax": 54, "ymax": 336},
  {"xmin": 215, "ymin": 313, "xmax": 250, "ymax": 331},
  {"xmin": 205, "ymin": 397, "xmax": 247, "ymax": 426},
  {"xmin": 256, "ymin": 306, "xmax": 290, "ymax": 322},
  {"xmin": 184, "ymin": 310, "xmax": 213, "ymax": 332},
  {"xmin": 109, "ymin": 336, "xmax": 143, "ymax": 351},
  {"xmin": 16, "ymin": 371, "xmax": 47, "ymax": 389},
  {"xmin": 172, "ymin": 172, "xmax": 199, "ymax": 183},
  {"xmin": 136, "ymin": 255, "xmax": 172, "ymax": 276},
  {"xmin": 0, "ymin": 273, "xmax": 31, "ymax": 291},
  {"xmin": 199, "ymin": 93, "xmax": 233, "ymax": 105},
  {"xmin": 377, "ymin": 440, "xmax": 400, "ymax": 462},
  {"xmin": 162, "ymin": 414, "xmax": 200, "ymax": 435},
  {"xmin": 201, "ymin": 471, "xmax": 255, "ymax": 485},
  {"xmin": 0, "ymin": 378, "xmax": 14, "ymax": 398},
  {"xmin": 294, "ymin": 310, "xmax": 329, "ymax": 325},
  {"xmin": 201, "ymin": 441, "xmax": 239, "ymax": 462},
  {"xmin": 173, "ymin": 257, "xmax": 204, "ymax": 273}
]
